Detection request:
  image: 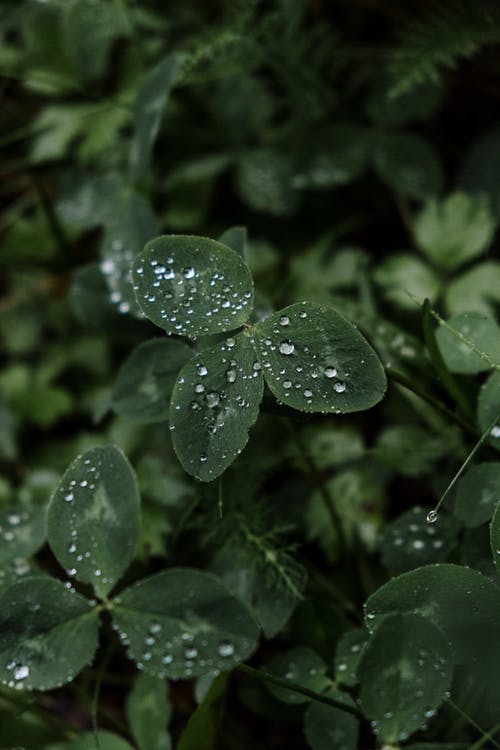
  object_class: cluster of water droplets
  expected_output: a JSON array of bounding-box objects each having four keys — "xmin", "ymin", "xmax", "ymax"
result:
[
  {"xmin": 0, "ymin": 510, "xmax": 30, "ymax": 545},
  {"xmin": 100, "ymin": 239, "xmax": 136, "ymax": 315},
  {"xmin": 133, "ymin": 247, "xmax": 253, "ymax": 335},
  {"xmin": 254, "ymin": 305, "xmax": 348, "ymax": 407},
  {"xmin": 4, "ymin": 660, "xmax": 30, "ymax": 689},
  {"xmin": 385, "ymin": 506, "xmax": 447, "ymax": 567}
]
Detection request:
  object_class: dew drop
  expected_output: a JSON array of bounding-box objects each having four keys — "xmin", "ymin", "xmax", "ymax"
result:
[
  {"xmin": 279, "ymin": 315, "xmax": 290, "ymax": 326},
  {"xmin": 324, "ymin": 366, "xmax": 337, "ymax": 378},
  {"xmin": 426, "ymin": 510, "xmax": 438, "ymax": 524},
  {"xmin": 184, "ymin": 267, "xmax": 195, "ymax": 279},
  {"xmin": 14, "ymin": 665, "xmax": 29, "ymax": 681},
  {"xmin": 197, "ymin": 365, "xmax": 208, "ymax": 377},
  {"xmin": 334, "ymin": 381, "xmax": 346, "ymax": 393},
  {"xmin": 279, "ymin": 341, "xmax": 295, "ymax": 355},
  {"xmin": 218, "ymin": 641, "xmax": 235, "ymax": 657}
]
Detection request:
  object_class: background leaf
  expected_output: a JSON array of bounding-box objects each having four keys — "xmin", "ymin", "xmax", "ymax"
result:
[
  {"xmin": 303, "ymin": 693, "xmax": 359, "ymax": 750},
  {"xmin": 453, "ymin": 462, "xmax": 500, "ymax": 526},
  {"xmin": 435, "ymin": 312, "xmax": 500, "ymax": 374},
  {"xmin": 126, "ymin": 673, "xmax": 171, "ymax": 750},
  {"xmin": 47, "ymin": 445, "xmax": 140, "ymax": 598}
]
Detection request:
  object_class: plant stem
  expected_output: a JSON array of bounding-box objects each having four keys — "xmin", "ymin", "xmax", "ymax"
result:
[
  {"xmin": 446, "ymin": 698, "xmax": 500, "ymax": 750},
  {"xmin": 236, "ymin": 664, "xmax": 362, "ymax": 719}
]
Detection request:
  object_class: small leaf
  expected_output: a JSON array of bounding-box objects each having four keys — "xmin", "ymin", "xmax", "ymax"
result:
[
  {"xmin": 130, "ymin": 53, "xmax": 183, "ymax": 181},
  {"xmin": 490, "ymin": 502, "xmax": 500, "ymax": 573},
  {"xmin": 373, "ymin": 254, "xmax": 440, "ymax": 310},
  {"xmin": 235, "ymin": 148, "xmax": 299, "ymax": 216},
  {"xmin": 132, "ymin": 235, "xmax": 254, "ymax": 337},
  {"xmin": 112, "ymin": 339, "xmax": 192, "ymax": 423},
  {"xmin": 292, "ymin": 123, "xmax": 370, "ymax": 189},
  {"xmin": 170, "ymin": 333, "xmax": 263, "ymax": 481},
  {"xmin": 47, "ymin": 445, "xmax": 140, "ymax": 598},
  {"xmin": 177, "ymin": 673, "xmax": 228, "ymax": 750},
  {"xmin": 0, "ymin": 577, "xmax": 99, "ymax": 691},
  {"xmin": 435, "ymin": 312, "xmax": 500, "ymax": 374},
  {"xmin": 334, "ymin": 628, "xmax": 369, "ymax": 687},
  {"xmin": 304, "ymin": 692, "xmax": 359, "ymax": 750},
  {"xmin": 266, "ymin": 646, "xmax": 329, "ymax": 704},
  {"xmin": 126, "ymin": 673, "xmax": 171, "ymax": 750},
  {"xmin": 218, "ymin": 226, "xmax": 247, "ymax": 259},
  {"xmin": 0, "ymin": 506, "xmax": 46, "ymax": 566},
  {"xmin": 111, "ymin": 568, "xmax": 259, "ymax": 679},
  {"xmin": 252, "ymin": 302, "xmax": 386, "ymax": 413},
  {"xmin": 454, "ymin": 462, "xmax": 500, "ymax": 527},
  {"xmin": 414, "ymin": 192, "xmax": 495, "ymax": 271},
  {"xmin": 358, "ymin": 613, "xmax": 452, "ymax": 743},
  {"xmin": 382, "ymin": 506, "xmax": 459, "ymax": 574},
  {"xmin": 477, "ymin": 371, "xmax": 500, "ymax": 450},
  {"xmin": 445, "ymin": 262, "xmax": 500, "ymax": 317},
  {"xmin": 372, "ymin": 133, "xmax": 443, "ymax": 200}
]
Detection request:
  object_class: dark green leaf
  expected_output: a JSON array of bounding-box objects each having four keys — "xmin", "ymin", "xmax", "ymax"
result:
[
  {"xmin": 126, "ymin": 673, "xmax": 171, "ymax": 750},
  {"xmin": 358, "ymin": 613, "xmax": 452, "ymax": 743},
  {"xmin": 373, "ymin": 254, "xmax": 440, "ymax": 309},
  {"xmin": 0, "ymin": 577, "xmax": 99, "ymax": 691},
  {"xmin": 372, "ymin": 133, "xmax": 443, "ymax": 200},
  {"xmin": 111, "ymin": 568, "xmax": 259, "ymax": 679},
  {"xmin": 47, "ymin": 445, "xmax": 140, "ymax": 598},
  {"xmin": 68, "ymin": 731, "xmax": 134, "ymax": 749},
  {"xmin": 130, "ymin": 53, "xmax": 183, "ymax": 181},
  {"xmin": 252, "ymin": 302, "xmax": 386, "ymax": 413},
  {"xmin": 382, "ymin": 506, "xmax": 459, "ymax": 574},
  {"xmin": 170, "ymin": 333, "xmax": 263, "ymax": 481},
  {"xmin": 218, "ymin": 226, "xmax": 247, "ymax": 259},
  {"xmin": 177, "ymin": 673, "xmax": 228, "ymax": 750},
  {"xmin": 334, "ymin": 628, "xmax": 368, "ymax": 687},
  {"xmin": 292, "ymin": 124, "xmax": 370, "ymax": 189},
  {"xmin": 0, "ymin": 506, "xmax": 46, "ymax": 566},
  {"xmin": 435, "ymin": 312, "xmax": 500, "ymax": 374},
  {"xmin": 304, "ymin": 692, "xmax": 359, "ymax": 750},
  {"xmin": 490, "ymin": 502, "xmax": 500, "ymax": 573},
  {"xmin": 266, "ymin": 646, "xmax": 329, "ymax": 704},
  {"xmin": 477, "ymin": 370, "xmax": 500, "ymax": 450},
  {"xmin": 132, "ymin": 235, "xmax": 254, "ymax": 337},
  {"xmin": 112, "ymin": 339, "xmax": 192, "ymax": 423},
  {"xmin": 454, "ymin": 462, "xmax": 500, "ymax": 527},
  {"xmin": 445, "ymin": 262, "xmax": 500, "ymax": 317}
]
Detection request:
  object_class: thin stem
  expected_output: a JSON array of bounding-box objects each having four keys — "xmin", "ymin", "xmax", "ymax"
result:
[
  {"xmin": 470, "ymin": 720, "xmax": 500, "ymax": 750},
  {"xmin": 446, "ymin": 698, "xmax": 500, "ymax": 750},
  {"xmin": 387, "ymin": 368, "xmax": 475, "ymax": 436},
  {"xmin": 430, "ymin": 406, "xmax": 500, "ymax": 518},
  {"xmin": 236, "ymin": 664, "xmax": 362, "ymax": 719}
]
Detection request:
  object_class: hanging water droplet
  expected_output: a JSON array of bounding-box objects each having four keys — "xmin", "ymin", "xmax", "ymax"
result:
[
  {"xmin": 426, "ymin": 510, "xmax": 438, "ymax": 524},
  {"xmin": 279, "ymin": 341, "xmax": 295, "ymax": 355}
]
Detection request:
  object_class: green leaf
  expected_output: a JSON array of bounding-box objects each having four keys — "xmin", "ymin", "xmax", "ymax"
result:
[
  {"xmin": 126, "ymin": 673, "xmax": 171, "ymax": 750},
  {"xmin": 235, "ymin": 148, "xmax": 299, "ymax": 216},
  {"xmin": 478, "ymin": 370, "xmax": 500, "ymax": 450},
  {"xmin": 292, "ymin": 124, "xmax": 370, "ymax": 189},
  {"xmin": 0, "ymin": 577, "xmax": 99, "ymax": 691},
  {"xmin": 382, "ymin": 506, "xmax": 459, "ymax": 574},
  {"xmin": 252, "ymin": 302, "xmax": 386, "ymax": 413},
  {"xmin": 373, "ymin": 254, "xmax": 440, "ymax": 310},
  {"xmin": 490, "ymin": 502, "xmax": 500, "ymax": 573},
  {"xmin": 364, "ymin": 564, "xmax": 500, "ymax": 667},
  {"xmin": 170, "ymin": 333, "xmax": 263, "ymax": 481},
  {"xmin": 47, "ymin": 445, "xmax": 140, "ymax": 598},
  {"xmin": 0, "ymin": 506, "xmax": 46, "ymax": 566},
  {"xmin": 69, "ymin": 263, "xmax": 121, "ymax": 328},
  {"xmin": 304, "ymin": 693, "xmax": 359, "ymax": 750},
  {"xmin": 334, "ymin": 628, "xmax": 368, "ymax": 687},
  {"xmin": 373, "ymin": 425, "xmax": 450, "ymax": 478},
  {"xmin": 445, "ymin": 261, "xmax": 500, "ymax": 317},
  {"xmin": 266, "ymin": 646, "xmax": 329, "ymax": 704},
  {"xmin": 372, "ymin": 133, "xmax": 443, "ymax": 200},
  {"xmin": 358, "ymin": 613, "xmax": 452, "ymax": 743},
  {"xmin": 365, "ymin": 75, "xmax": 442, "ymax": 128},
  {"xmin": 68, "ymin": 731, "xmax": 134, "ymax": 749},
  {"xmin": 218, "ymin": 226, "xmax": 247, "ymax": 259},
  {"xmin": 414, "ymin": 192, "xmax": 495, "ymax": 271},
  {"xmin": 454, "ymin": 462, "xmax": 500, "ymax": 527},
  {"xmin": 435, "ymin": 312, "xmax": 500, "ymax": 374},
  {"xmin": 177, "ymin": 673, "xmax": 228, "ymax": 750},
  {"xmin": 130, "ymin": 53, "xmax": 183, "ymax": 181},
  {"xmin": 111, "ymin": 568, "xmax": 259, "ymax": 679},
  {"xmin": 112, "ymin": 339, "xmax": 192, "ymax": 423},
  {"xmin": 459, "ymin": 124, "xmax": 500, "ymax": 216},
  {"xmin": 132, "ymin": 235, "xmax": 254, "ymax": 337}
]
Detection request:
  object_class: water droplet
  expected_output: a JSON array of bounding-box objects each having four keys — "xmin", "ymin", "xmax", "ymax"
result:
[
  {"xmin": 304, "ymin": 389, "xmax": 313, "ymax": 398},
  {"xmin": 199, "ymin": 453, "xmax": 208, "ymax": 463},
  {"xmin": 490, "ymin": 425, "xmax": 500, "ymax": 438},
  {"xmin": 14, "ymin": 665, "xmax": 29, "ymax": 681},
  {"xmin": 184, "ymin": 267, "xmax": 195, "ymax": 279},
  {"xmin": 426, "ymin": 510, "xmax": 438, "ymax": 524},
  {"xmin": 279, "ymin": 315, "xmax": 290, "ymax": 326},
  {"xmin": 324, "ymin": 366, "xmax": 337, "ymax": 378},
  {"xmin": 64, "ymin": 493, "xmax": 74, "ymax": 503},
  {"xmin": 197, "ymin": 365, "xmax": 208, "ymax": 377},
  {"xmin": 206, "ymin": 392, "xmax": 220, "ymax": 408},
  {"xmin": 279, "ymin": 341, "xmax": 295, "ymax": 355},
  {"xmin": 226, "ymin": 368, "xmax": 237, "ymax": 383},
  {"xmin": 218, "ymin": 641, "xmax": 234, "ymax": 657},
  {"xmin": 334, "ymin": 381, "xmax": 346, "ymax": 393}
]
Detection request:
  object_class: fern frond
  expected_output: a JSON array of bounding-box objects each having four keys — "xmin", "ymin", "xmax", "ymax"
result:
[{"xmin": 388, "ymin": 0, "xmax": 500, "ymax": 95}]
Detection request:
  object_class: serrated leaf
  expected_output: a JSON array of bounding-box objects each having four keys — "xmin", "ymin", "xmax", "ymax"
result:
[
  {"xmin": 111, "ymin": 568, "xmax": 259, "ymax": 679},
  {"xmin": 372, "ymin": 133, "xmax": 443, "ymax": 200},
  {"xmin": 126, "ymin": 673, "xmax": 171, "ymax": 750},
  {"xmin": 132, "ymin": 235, "xmax": 254, "ymax": 337},
  {"xmin": 47, "ymin": 445, "xmax": 140, "ymax": 598},
  {"xmin": 358, "ymin": 613, "xmax": 452, "ymax": 743},
  {"xmin": 130, "ymin": 53, "xmax": 183, "ymax": 181},
  {"xmin": 177, "ymin": 673, "xmax": 228, "ymax": 750},
  {"xmin": 170, "ymin": 333, "xmax": 263, "ymax": 481},
  {"xmin": 252, "ymin": 302, "xmax": 386, "ymax": 413},
  {"xmin": 477, "ymin": 370, "xmax": 500, "ymax": 450},
  {"xmin": 435, "ymin": 312, "xmax": 500, "ymax": 374},
  {"xmin": 0, "ymin": 506, "xmax": 46, "ymax": 566},
  {"xmin": 112, "ymin": 339, "xmax": 192, "ymax": 423},
  {"xmin": 266, "ymin": 646, "xmax": 329, "ymax": 704},
  {"xmin": 304, "ymin": 694, "xmax": 358, "ymax": 750},
  {"xmin": 334, "ymin": 628, "xmax": 369, "ymax": 687},
  {"xmin": 414, "ymin": 192, "xmax": 495, "ymax": 271},
  {"xmin": 454, "ymin": 462, "xmax": 500, "ymax": 527},
  {"xmin": 382, "ymin": 506, "xmax": 459, "ymax": 574},
  {"xmin": 0, "ymin": 577, "xmax": 99, "ymax": 691}
]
